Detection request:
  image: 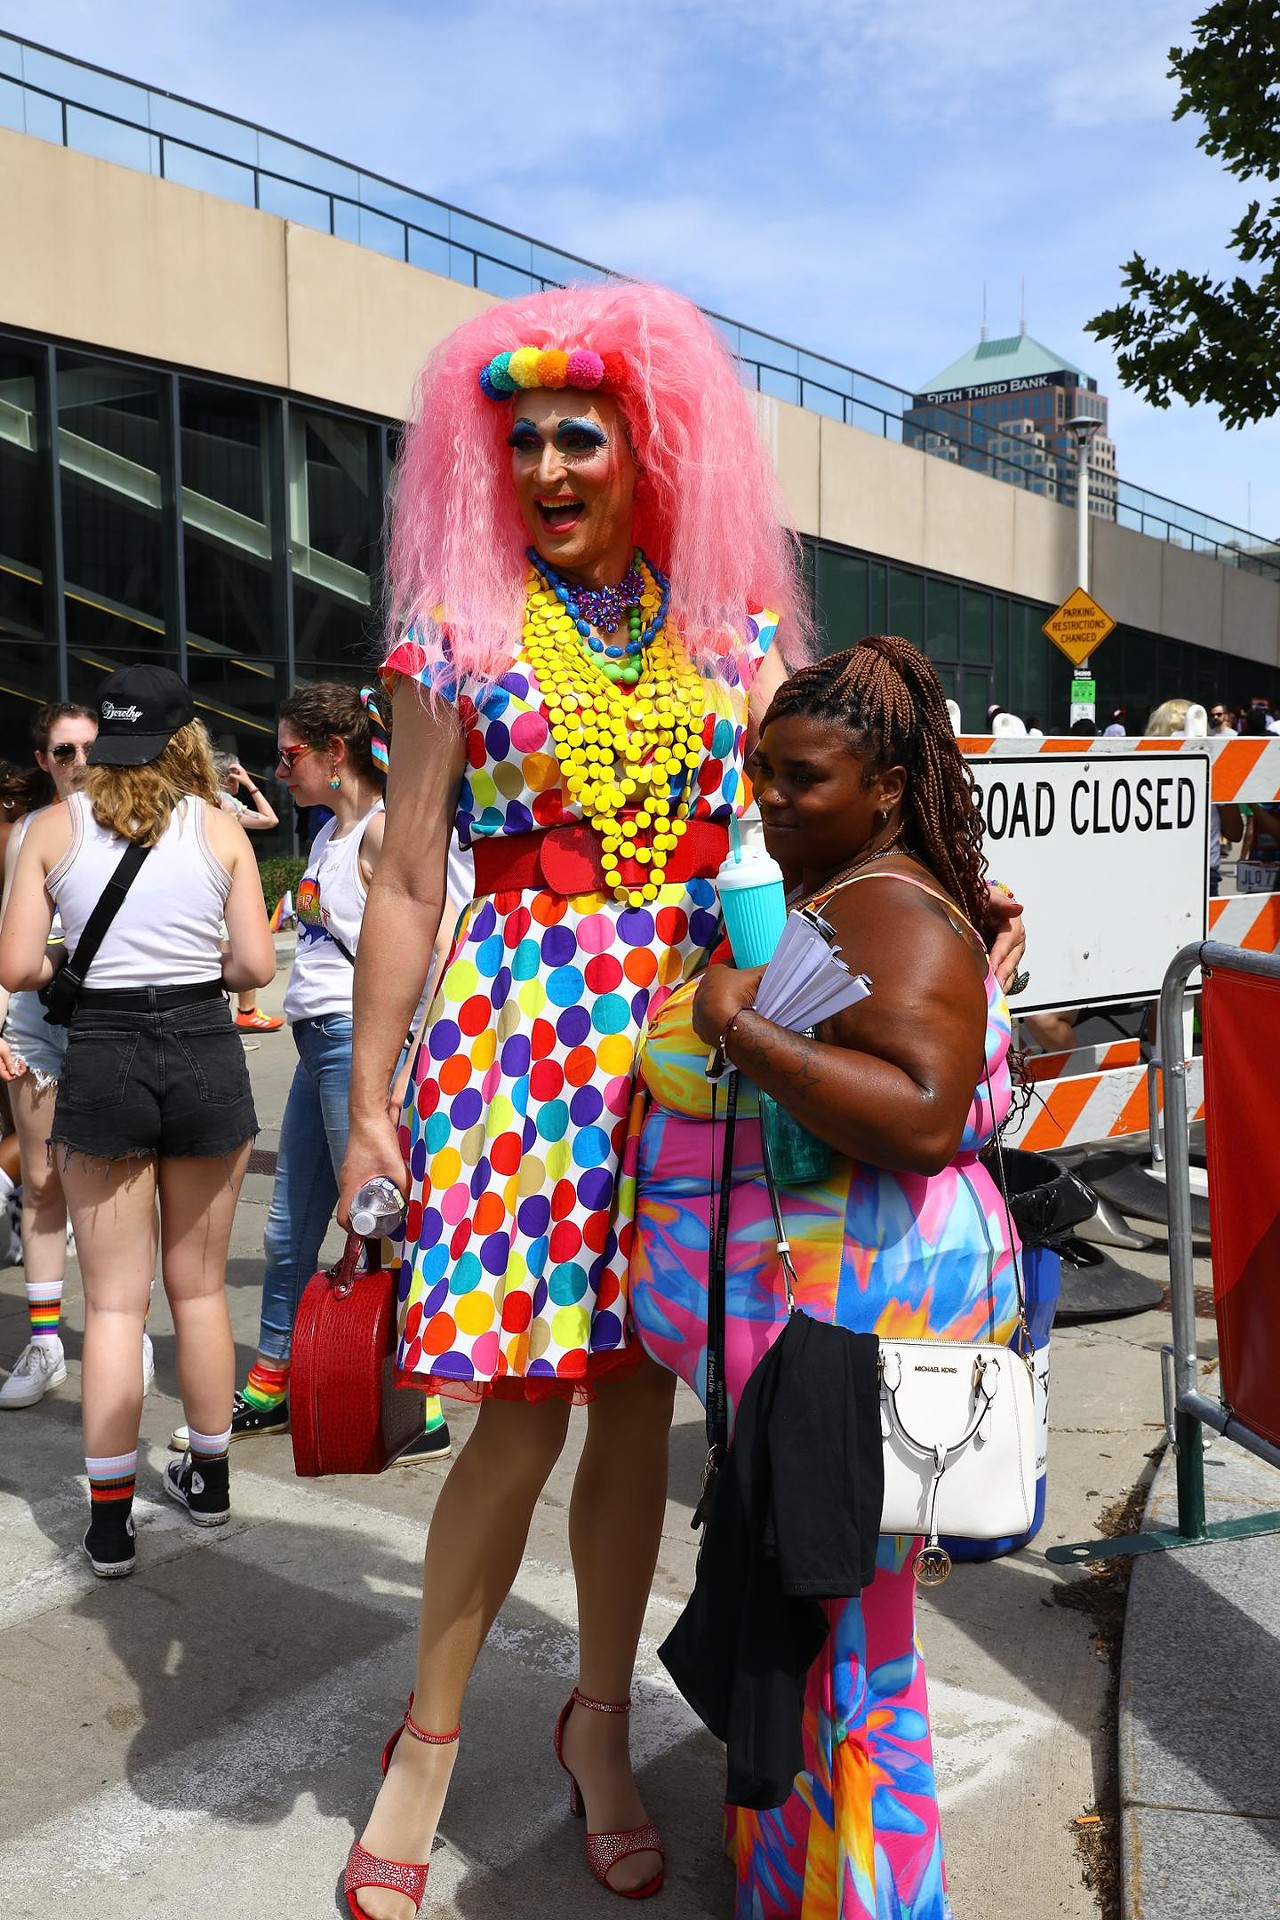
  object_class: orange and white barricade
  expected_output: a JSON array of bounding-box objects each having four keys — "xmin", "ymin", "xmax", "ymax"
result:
[{"xmin": 961, "ymin": 734, "xmax": 1280, "ymax": 1155}]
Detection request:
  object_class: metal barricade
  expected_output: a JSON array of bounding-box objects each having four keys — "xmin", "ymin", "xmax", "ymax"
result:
[
  {"xmin": 1048, "ymin": 938, "xmax": 1280, "ymax": 1564},
  {"xmin": 1160, "ymin": 941, "xmax": 1280, "ymax": 1538}
]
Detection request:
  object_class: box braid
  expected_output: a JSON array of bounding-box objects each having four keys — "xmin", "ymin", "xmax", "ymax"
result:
[{"xmin": 762, "ymin": 636, "xmax": 990, "ymax": 930}]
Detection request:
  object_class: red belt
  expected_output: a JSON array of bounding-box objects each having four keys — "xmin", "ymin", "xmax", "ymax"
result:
[{"xmin": 471, "ymin": 817, "xmax": 728, "ymax": 898}]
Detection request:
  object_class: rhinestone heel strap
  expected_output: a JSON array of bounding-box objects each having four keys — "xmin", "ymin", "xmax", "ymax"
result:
[
  {"xmin": 585, "ymin": 1821, "xmax": 665, "ymax": 1893},
  {"xmin": 403, "ymin": 1711, "xmax": 461, "ymax": 1746},
  {"xmin": 571, "ymin": 1688, "xmax": 631, "ymax": 1714},
  {"xmin": 343, "ymin": 1840, "xmax": 428, "ymax": 1915},
  {"xmin": 380, "ymin": 1697, "xmax": 461, "ymax": 1775}
]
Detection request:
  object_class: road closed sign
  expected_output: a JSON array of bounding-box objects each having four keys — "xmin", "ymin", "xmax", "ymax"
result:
[{"xmin": 969, "ymin": 753, "xmax": 1210, "ymax": 1012}]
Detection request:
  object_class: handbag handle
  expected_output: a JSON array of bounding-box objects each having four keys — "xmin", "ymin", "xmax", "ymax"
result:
[
  {"xmin": 880, "ymin": 1348, "xmax": 1002, "ymax": 1461},
  {"xmin": 981, "ymin": 1059, "xmax": 1033, "ymax": 1360},
  {"xmin": 327, "ymin": 1231, "xmax": 368, "ymax": 1299}
]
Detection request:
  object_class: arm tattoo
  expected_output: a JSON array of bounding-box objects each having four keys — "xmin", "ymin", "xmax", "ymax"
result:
[{"xmin": 726, "ymin": 1009, "xmax": 823, "ymax": 1099}]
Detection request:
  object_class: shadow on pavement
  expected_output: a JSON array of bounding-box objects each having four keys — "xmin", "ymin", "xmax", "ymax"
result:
[{"xmin": 1, "ymin": 1422, "xmax": 732, "ymax": 1915}]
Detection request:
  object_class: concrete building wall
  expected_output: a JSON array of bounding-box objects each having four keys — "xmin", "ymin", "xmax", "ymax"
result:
[
  {"xmin": 0, "ymin": 127, "xmax": 491, "ymax": 420},
  {"xmin": 5, "ymin": 126, "xmax": 1278, "ymax": 668}
]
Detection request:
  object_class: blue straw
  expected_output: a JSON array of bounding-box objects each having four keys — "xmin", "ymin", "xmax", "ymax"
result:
[{"xmin": 728, "ymin": 812, "xmax": 742, "ymax": 863}]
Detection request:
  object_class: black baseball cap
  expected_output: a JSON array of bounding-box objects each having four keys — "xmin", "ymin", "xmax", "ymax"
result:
[{"xmin": 88, "ymin": 665, "xmax": 196, "ymax": 767}]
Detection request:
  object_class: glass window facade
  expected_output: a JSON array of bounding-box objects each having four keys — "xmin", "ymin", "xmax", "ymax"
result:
[
  {"xmin": 805, "ymin": 537, "xmax": 1280, "ymax": 732},
  {"xmin": 0, "ymin": 340, "xmax": 59, "ymax": 725},
  {"xmin": 1, "ymin": 324, "xmax": 394, "ymax": 846},
  {"xmin": 58, "ymin": 353, "xmax": 169, "ymax": 687}
]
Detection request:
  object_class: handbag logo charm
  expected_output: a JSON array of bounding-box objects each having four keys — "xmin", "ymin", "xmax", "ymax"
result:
[
  {"xmin": 912, "ymin": 1542, "xmax": 953, "ymax": 1586},
  {"xmin": 879, "ymin": 1342, "xmax": 1036, "ymax": 1586}
]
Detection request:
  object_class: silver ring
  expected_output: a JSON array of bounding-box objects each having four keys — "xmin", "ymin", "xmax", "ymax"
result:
[{"xmin": 1008, "ymin": 968, "xmax": 1031, "ymax": 996}]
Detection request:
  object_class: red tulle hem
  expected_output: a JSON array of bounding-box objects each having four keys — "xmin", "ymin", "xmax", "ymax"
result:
[{"xmin": 395, "ymin": 1340, "xmax": 645, "ymax": 1407}]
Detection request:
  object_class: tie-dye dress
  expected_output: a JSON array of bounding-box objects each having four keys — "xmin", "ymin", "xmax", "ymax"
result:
[
  {"xmin": 381, "ymin": 612, "xmax": 775, "ymax": 1401},
  {"xmin": 630, "ymin": 873, "xmax": 1019, "ymax": 1919}
]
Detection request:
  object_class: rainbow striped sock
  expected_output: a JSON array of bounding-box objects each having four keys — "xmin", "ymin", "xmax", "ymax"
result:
[
  {"xmin": 27, "ymin": 1279, "xmax": 62, "ymax": 1342},
  {"xmin": 188, "ymin": 1424, "xmax": 231, "ymax": 1464},
  {"xmin": 242, "ymin": 1361, "xmax": 289, "ymax": 1411},
  {"xmin": 424, "ymin": 1394, "xmax": 446, "ymax": 1435},
  {"xmin": 86, "ymin": 1450, "xmax": 137, "ymax": 1510}
]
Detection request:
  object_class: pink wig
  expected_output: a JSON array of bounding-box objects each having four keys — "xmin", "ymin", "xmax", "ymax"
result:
[{"xmin": 386, "ymin": 281, "xmax": 812, "ymax": 687}]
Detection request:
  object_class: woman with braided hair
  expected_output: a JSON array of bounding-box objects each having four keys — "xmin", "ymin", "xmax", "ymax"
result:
[{"xmin": 631, "ymin": 635, "xmax": 1022, "ymax": 1919}]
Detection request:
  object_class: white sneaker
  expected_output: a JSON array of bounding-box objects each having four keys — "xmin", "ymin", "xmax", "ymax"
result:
[
  {"xmin": 0, "ymin": 1336, "xmax": 67, "ymax": 1409},
  {"xmin": 142, "ymin": 1332, "xmax": 155, "ymax": 1397},
  {"xmin": 169, "ymin": 1422, "xmax": 189, "ymax": 1452}
]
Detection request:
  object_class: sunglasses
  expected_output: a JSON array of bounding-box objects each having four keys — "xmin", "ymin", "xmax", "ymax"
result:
[
  {"xmin": 276, "ymin": 741, "xmax": 317, "ymax": 772},
  {"xmin": 49, "ymin": 741, "xmax": 91, "ymax": 765}
]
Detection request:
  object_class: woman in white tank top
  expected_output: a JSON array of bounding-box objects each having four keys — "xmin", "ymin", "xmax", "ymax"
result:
[
  {"xmin": 0, "ymin": 666, "xmax": 274, "ymax": 1579},
  {"xmin": 0, "ymin": 704, "xmax": 100, "ymax": 1414}
]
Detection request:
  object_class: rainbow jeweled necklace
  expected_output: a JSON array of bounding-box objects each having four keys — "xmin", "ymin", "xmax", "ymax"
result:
[
  {"xmin": 528, "ymin": 547, "xmax": 670, "ymax": 682},
  {"xmin": 519, "ymin": 557, "xmax": 707, "ymax": 905}
]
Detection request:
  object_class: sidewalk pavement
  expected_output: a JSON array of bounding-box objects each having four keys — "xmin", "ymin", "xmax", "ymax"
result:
[
  {"xmin": 1120, "ymin": 1398, "xmax": 1280, "ymax": 1919},
  {"xmin": 0, "ymin": 974, "xmax": 1266, "ymax": 1919}
]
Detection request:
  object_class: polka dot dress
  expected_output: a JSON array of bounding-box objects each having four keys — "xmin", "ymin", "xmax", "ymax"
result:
[{"xmin": 383, "ymin": 611, "xmax": 777, "ymax": 1400}]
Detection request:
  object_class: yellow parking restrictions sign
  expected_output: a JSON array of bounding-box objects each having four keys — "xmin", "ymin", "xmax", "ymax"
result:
[{"xmin": 1042, "ymin": 587, "xmax": 1116, "ymax": 669}]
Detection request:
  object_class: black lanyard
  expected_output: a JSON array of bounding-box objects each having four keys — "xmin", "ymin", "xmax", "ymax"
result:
[{"xmin": 694, "ymin": 1066, "xmax": 739, "ymax": 1530}]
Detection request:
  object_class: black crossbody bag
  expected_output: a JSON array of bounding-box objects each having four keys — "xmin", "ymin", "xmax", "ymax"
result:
[{"xmin": 39, "ymin": 842, "xmax": 152, "ymax": 1027}]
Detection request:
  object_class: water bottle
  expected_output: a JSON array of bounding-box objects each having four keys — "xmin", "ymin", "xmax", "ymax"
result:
[
  {"xmin": 715, "ymin": 847, "xmax": 788, "ymax": 966},
  {"xmin": 349, "ymin": 1176, "xmax": 407, "ymax": 1238}
]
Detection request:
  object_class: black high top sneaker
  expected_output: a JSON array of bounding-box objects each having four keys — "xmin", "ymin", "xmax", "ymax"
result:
[
  {"xmin": 163, "ymin": 1451, "xmax": 231, "ymax": 1527},
  {"xmin": 83, "ymin": 1505, "xmax": 137, "ymax": 1578}
]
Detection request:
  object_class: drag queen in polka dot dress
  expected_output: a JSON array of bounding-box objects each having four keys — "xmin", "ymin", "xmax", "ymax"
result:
[
  {"xmin": 386, "ymin": 624, "xmax": 770, "ymax": 1394},
  {"xmin": 339, "ymin": 283, "xmax": 809, "ymax": 1920}
]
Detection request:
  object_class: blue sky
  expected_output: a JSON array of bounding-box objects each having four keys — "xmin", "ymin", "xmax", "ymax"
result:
[{"xmin": 8, "ymin": 0, "xmax": 1279, "ymax": 537}]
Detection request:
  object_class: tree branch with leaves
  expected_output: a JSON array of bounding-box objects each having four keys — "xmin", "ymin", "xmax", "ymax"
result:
[{"xmin": 1087, "ymin": 0, "xmax": 1280, "ymax": 429}]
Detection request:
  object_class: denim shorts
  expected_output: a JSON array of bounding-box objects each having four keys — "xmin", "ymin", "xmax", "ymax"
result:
[
  {"xmin": 50, "ymin": 989, "xmax": 257, "ymax": 1164},
  {"xmin": 2, "ymin": 990, "xmax": 69, "ymax": 1090}
]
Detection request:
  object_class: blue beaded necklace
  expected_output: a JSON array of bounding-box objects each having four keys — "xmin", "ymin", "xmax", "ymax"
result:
[{"xmin": 528, "ymin": 548, "xmax": 671, "ymax": 683}]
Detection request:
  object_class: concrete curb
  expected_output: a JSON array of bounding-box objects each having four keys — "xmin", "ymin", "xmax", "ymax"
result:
[{"xmin": 1120, "ymin": 1382, "xmax": 1280, "ymax": 1919}]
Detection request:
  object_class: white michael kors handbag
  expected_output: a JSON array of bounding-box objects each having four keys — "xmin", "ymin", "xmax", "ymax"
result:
[{"xmin": 877, "ymin": 1332, "xmax": 1036, "ymax": 1584}]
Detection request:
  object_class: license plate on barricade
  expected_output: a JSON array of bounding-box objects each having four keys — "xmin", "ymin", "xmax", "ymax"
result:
[{"xmin": 1237, "ymin": 861, "xmax": 1280, "ymax": 894}]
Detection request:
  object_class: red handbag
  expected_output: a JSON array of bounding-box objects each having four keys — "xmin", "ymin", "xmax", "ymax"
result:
[{"xmin": 291, "ymin": 1231, "xmax": 425, "ymax": 1476}]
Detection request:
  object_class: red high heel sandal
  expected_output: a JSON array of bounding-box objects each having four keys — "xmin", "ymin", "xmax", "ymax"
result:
[
  {"xmin": 554, "ymin": 1689, "xmax": 665, "ymax": 1900},
  {"xmin": 343, "ymin": 1706, "xmax": 460, "ymax": 1918}
]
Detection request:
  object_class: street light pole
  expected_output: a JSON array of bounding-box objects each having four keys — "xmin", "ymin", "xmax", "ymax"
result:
[
  {"xmin": 1065, "ymin": 413, "xmax": 1101, "ymax": 591},
  {"xmin": 1065, "ymin": 413, "xmax": 1102, "ymax": 726}
]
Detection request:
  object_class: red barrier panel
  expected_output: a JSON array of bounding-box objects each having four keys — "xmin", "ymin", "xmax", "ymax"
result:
[{"xmin": 1202, "ymin": 966, "xmax": 1280, "ymax": 1451}]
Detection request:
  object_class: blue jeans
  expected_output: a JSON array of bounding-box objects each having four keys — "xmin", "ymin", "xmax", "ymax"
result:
[{"xmin": 258, "ymin": 1015, "xmax": 355, "ymax": 1363}]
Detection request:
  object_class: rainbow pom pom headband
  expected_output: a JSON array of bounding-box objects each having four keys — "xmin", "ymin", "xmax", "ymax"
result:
[{"xmin": 478, "ymin": 346, "xmax": 625, "ymax": 402}]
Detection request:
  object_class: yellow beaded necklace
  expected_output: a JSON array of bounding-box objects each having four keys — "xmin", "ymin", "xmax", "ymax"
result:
[{"xmin": 520, "ymin": 557, "xmax": 708, "ymax": 905}]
